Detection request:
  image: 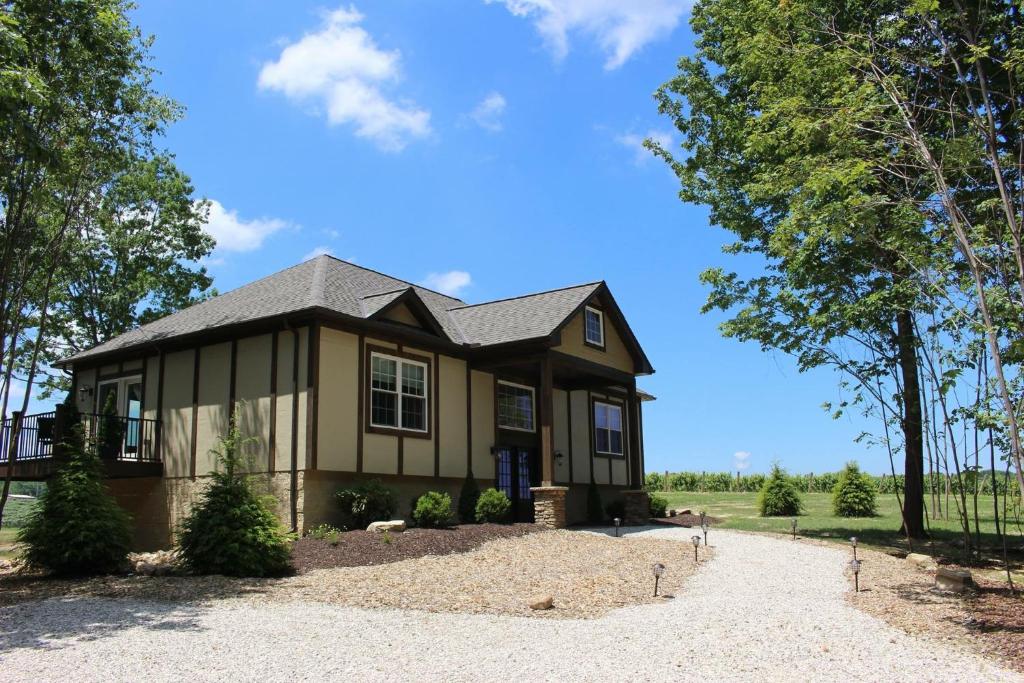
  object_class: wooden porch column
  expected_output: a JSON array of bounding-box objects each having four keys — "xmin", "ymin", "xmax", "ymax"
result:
[
  {"xmin": 627, "ymin": 383, "xmax": 642, "ymax": 488},
  {"xmin": 539, "ymin": 354, "xmax": 555, "ymax": 486}
]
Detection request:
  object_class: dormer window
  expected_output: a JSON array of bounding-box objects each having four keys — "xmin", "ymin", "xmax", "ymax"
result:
[{"xmin": 584, "ymin": 306, "xmax": 604, "ymax": 348}]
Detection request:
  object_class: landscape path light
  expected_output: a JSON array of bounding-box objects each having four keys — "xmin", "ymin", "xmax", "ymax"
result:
[
  {"xmin": 850, "ymin": 536, "xmax": 858, "ymax": 561},
  {"xmin": 701, "ymin": 519, "xmax": 710, "ymax": 546},
  {"xmin": 613, "ymin": 518, "xmax": 621, "ymax": 537},
  {"xmin": 691, "ymin": 534, "xmax": 701, "ymax": 562},
  {"xmin": 791, "ymin": 518, "xmax": 798, "ymax": 539},
  {"xmin": 850, "ymin": 559, "xmax": 862, "ymax": 592},
  {"xmin": 652, "ymin": 562, "xmax": 666, "ymax": 597}
]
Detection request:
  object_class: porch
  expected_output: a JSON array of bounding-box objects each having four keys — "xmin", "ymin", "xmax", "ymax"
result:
[{"xmin": 0, "ymin": 406, "xmax": 162, "ymax": 480}]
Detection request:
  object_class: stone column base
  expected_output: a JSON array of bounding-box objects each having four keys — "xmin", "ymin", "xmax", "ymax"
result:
[
  {"xmin": 531, "ymin": 486, "xmax": 569, "ymax": 529},
  {"xmin": 622, "ymin": 490, "xmax": 650, "ymax": 525}
]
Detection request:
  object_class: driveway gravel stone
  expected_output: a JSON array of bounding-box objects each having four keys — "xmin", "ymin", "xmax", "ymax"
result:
[{"xmin": 0, "ymin": 527, "xmax": 1017, "ymax": 682}]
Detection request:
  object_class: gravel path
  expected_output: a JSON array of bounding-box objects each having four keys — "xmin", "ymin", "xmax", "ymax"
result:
[{"xmin": 0, "ymin": 528, "xmax": 1018, "ymax": 682}]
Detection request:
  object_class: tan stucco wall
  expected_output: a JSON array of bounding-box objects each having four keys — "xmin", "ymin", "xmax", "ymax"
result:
[
  {"xmin": 195, "ymin": 342, "xmax": 231, "ymax": 475},
  {"xmin": 274, "ymin": 331, "xmax": 294, "ymax": 472},
  {"xmin": 569, "ymin": 390, "xmax": 591, "ymax": 484},
  {"xmin": 74, "ymin": 367, "xmax": 97, "ymax": 414},
  {"xmin": 143, "ymin": 356, "xmax": 159, "ymax": 421},
  {"xmin": 553, "ymin": 388, "xmax": 570, "ymax": 484},
  {"xmin": 161, "ymin": 349, "xmax": 194, "ymax": 478},
  {"xmin": 379, "ymin": 302, "xmax": 421, "ymax": 327},
  {"xmin": 438, "ymin": 355, "xmax": 468, "ymax": 477},
  {"xmin": 556, "ymin": 308, "xmax": 635, "ymax": 373},
  {"xmin": 236, "ymin": 334, "xmax": 272, "ymax": 472},
  {"xmin": 470, "ymin": 369, "xmax": 495, "ymax": 480},
  {"xmin": 123, "ymin": 358, "xmax": 144, "ymax": 372},
  {"xmin": 402, "ymin": 345, "xmax": 435, "ymax": 477},
  {"xmin": 317, "ymin": 327, "xmax": 359, "ymax": 471}
]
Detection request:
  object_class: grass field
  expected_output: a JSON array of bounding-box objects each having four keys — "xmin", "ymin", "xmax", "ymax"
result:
[
  {"xmin": 660, "ymin": 491, "xmax": 1024, "ymax": 578},
  {"xmin": 0, "ymin": 497, "xmax": 36, "ymax": 561}
]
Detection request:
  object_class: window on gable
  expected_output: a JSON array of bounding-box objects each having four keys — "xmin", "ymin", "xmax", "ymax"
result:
[
  {"xmin": 584, "ymin": 306, "xmax": 604, "ymax": 347},
  {"xmin": 370, "ymin": 351, "xmax": 428, "ymax": 432},
  {"xmin": 594, "ymin": 401, "xmax": 623, "ymax": 456},
  {"xmin": 497, "ymin": 381, "xmax": 535, "ymax": 432}
]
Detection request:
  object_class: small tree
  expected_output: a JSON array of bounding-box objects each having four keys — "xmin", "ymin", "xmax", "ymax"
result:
[
  {"xmin": 97, "ymin": 391, "xmax": 124, "ymax": 460},
  {"xmin": 177, "ymin": 411, "xmax": 291, "ymax": 577},
  {"xmin": 18, "ymin": 425, "xmax": 132, "ymax": 576},
  {"xmin": 457, "ymin": 473, "xmax": 481, "ymax": 524},
  {"xmin": 758, "ymin": 464, "xmax": 803, "ymax": 517},
  {"xmin": 832, "ymin": 462, "xmax": 878, "ymax": 518}
]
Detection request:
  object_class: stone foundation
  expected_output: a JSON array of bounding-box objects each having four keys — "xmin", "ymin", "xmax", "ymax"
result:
[
  {"xmin": 531, "ymin": 486, "xmax": 569, "ymax": 528},
  {"xmin": 622, "ymin": 490, "xmax": 650, "ymax": 525}
]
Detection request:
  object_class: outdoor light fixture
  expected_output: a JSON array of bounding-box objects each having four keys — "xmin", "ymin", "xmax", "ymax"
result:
[
  {"xmin": 850, "ymin": 536, "xmax": 858, "ymax": 561},
  {"xmin": 652, "ymin": 562, "xmax": 666, "ymax": 597},
  {"xmin": 701, "ymin": 519, "xmax": 710, "ymax": 546},
  {"xmin": 699, "ymin": 510, "xmax": 706, "ymax": 527},
  {"xmin": 613, "ymin": 517, "xmax": 622, "ymax": 537},
  {"xmin": 791, "ymin": 518, "xmax": 798, "ymax": 539},
  {"xmin": 691, "ymin": 534, "xmax": 701, "ymax": 562},
  {"xmin": 850, "ymin": 559, "xmax": 862, "ymax": 592},
  {"xmin": 78, "ymin": 385, "xmax": 93, "ymax": 400}
]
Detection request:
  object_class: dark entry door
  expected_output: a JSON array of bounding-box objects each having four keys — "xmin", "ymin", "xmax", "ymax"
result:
[{"xmin": 495, "ymin": 446, "xmax": 536, "ymax": 522}]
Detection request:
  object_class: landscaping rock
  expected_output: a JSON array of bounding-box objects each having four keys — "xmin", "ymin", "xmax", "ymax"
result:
[
  {"xmin": 367, "ymin": 520, "xmax": 406, "ymax": 533},
  {"xmin": 528, "ymin": 595, "xmax": 553, "ymax": 610},
  {"xmin": 935, "ymin": 567, "xmax": 973, "ymax": 593},
  {"xmin": 906, "ymin": 553, "xmax": 937, "ymax": 571},
  {"xmin": 129, "ymin": 550, "xmax": 179, "ymax": 577},
  {"xmin": 675, "ymin": 508, "xmax": 692, "ymax": 516}
]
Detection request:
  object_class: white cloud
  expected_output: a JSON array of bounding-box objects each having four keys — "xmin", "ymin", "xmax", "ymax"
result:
[
  {"xmin": 303, "ymin": 246, "xmax": 334, "ymax": 261},
  {"xmin": 616, "ymin": 129, "xmax": 673, "ymax": 165},
  {"xmin": 733, "ymin": 450, "xmax": 751, "ymax": 472},
  {"xmin": 489, "ymin": 0, "xmax": 689, "ymax": 69},
  {"xmin": 203, "ymin": 200, "xmax": 290, "ymax": 252},
  {"xmin": 470, "ymin": 92, "xmax": 507, "ymax": 132},
  {"xmin": 258, "ymin": 6, "xmax": 431, "ymax": 151},
  {"xmin": 422, "ymin": 270, "xmax": 472, "ymax": 296}
]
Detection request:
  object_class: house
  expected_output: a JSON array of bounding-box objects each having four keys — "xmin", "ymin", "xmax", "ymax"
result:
[{"xmin": 4, "ymin": 256, "xmax": 654, "ymax": 548}]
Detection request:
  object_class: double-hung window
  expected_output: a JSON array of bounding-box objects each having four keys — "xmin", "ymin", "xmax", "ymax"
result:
[
  {"xmin": 594, "ymin": 401, "xmax": 623, "ymax": 456},
  {"xmin": 584, "ymin": 306, "xmax": 604, "ymax": 347},
  {"xmin": 370, "ymin": 351, "xmax": 428, "ymax": 432},
  {"xmin": 497, "ymin": 381, "xmax": 535, "ymax": 432}
]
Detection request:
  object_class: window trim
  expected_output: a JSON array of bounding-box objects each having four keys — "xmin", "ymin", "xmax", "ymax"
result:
[
  {"xmin": 496, "ymin": 379, "xmax": 537, "ymax": 433},
  {"xmin": 583, "ymin": 305, "xmax": 605, "ymax": 349},
  {"xmin": 364, "ymin": 345, "xmax": 432, "ymax": 439},
  {"xmin": 592, "ymin": 398, "xmax": 625, "ymax": 458}
]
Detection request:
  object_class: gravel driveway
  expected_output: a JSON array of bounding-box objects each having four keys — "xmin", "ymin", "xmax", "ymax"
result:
[{"xmin": 0, "ymin": 528, "xmax": 1018, "ymax": 682}]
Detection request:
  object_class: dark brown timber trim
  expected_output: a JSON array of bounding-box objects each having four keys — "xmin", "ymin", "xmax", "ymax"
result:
[
  {"xmin": 539, "ymin": 354, "xmax": 554, "ymax": 486},
  {"xmin": 307, "ymin": 322, "xmax": 320, "ymax": 470},
  {"xmin": 356, "ymin": 334, "xmax": 365, "ymax": 473},
  {"xmin": 269, "ymin": 331, "xmax": 279, "ymax": 472},
  {"xmin": 566, "ymin": 390, "xmax": 574, "ymax": 484},
  {"xmin": 433, "ymin": 351, "xmax": 440, "ymax": 478},
  {"xmin": 586, "ymin": 390, "xmax": 594, "ymax": 483},
  {"xmin": 190, "ymin": 347, "xmax": 200, "ymax": 479},
  {"xmin": 228, "ymin": 339, "xmax": 238, "ymax": 418},
  {"xmin": 290, "ymin": 328, "xmax": 300, "ymax": 532},
  {"xmin": 466, "ymin": 362, "xmax": 473, "ymax": 474},
  {"xmin": 627, "ymin": 384, "xmax": 641, "ymax": 488},
  {"xmin": 156, "ymin": 352, "xmax": 165, "ymax": 463}
]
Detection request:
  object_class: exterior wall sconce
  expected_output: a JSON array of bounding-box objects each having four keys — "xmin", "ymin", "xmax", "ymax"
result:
[
  {"xmin": 554, "ymin": 450, "xmax": 564, "ymax": 462},
  {"xmin": 78, "ymin": 385, "xmax": 93, "ymax": 401}
]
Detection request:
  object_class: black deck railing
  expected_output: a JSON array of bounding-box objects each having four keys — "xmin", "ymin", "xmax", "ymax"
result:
[{"xmin": 0, "ymin": 408, "xmax": 160, "ymax": 465}]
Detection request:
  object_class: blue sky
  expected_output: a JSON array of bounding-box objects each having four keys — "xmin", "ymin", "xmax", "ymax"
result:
[{"xmin": 70, "ymin": 0, "xmax": 883, "ymax": 475}]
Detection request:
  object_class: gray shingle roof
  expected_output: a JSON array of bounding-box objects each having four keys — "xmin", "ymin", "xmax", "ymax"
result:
[{"xmin": 63, "ymin": 256, "xmax": 605, "ymax": 363}]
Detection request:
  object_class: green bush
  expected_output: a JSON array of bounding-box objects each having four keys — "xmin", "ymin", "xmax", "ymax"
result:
[
  {"xmin": 306, "ymin": 523, "xmax": 341, "ymax": 544},
  {"xmin": 605, "ymin": 499, "xmax": 625, "ymax": 521},
  {"xmin": 586, "ymin": 481, "xmax": 603, "ymax": 523},
  {"xmin": 648, "ymin": 493, "xmax": 668, "ymax": 518},
  {"xmin": 475, "ymin": 488, "xmax": 511, "ymax": 523},
  {"xmin": 18, "ymin": 425, "xmax": 132, "ymax": 576},
  {"xmin": 832, "ymin": 461, "xmax": 878, "ymax": 517},
  {"xmin": 177, "ymin": 414, "xmax": 292, "ymax": 577},
  {"xmin": 758, "ymin": 464, "xmax": 803, "ymax": 517},
  {"xmin": 335, "ymin": 479, "xmax": 397, "ymax": 530},
  {"xmin": 644, "ymin": 471, "xmax": 666, "ymax": 492},
  {"xmin": 97, "ymin": 391, "xmax": 124, "ymax": 460},
  {"xmin": 457, "ymin": 474, "xmax": 481, "ymax": 524},
  {"xmin": 413, "ymin": 491, "xmax": 452, "ymax": 528}
]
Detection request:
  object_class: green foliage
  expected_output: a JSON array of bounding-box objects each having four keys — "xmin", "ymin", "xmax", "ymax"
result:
[
  {"xmin": 412, "ymin": 491, "xmax": 452, "ymax": 528},
  {"xmin": 758, "ymin": 464, "xmax": 803, "ymax": 517},
  {"xmin": 644, "ymin": 471, "xmax": 665, "ymax": 491},
  {"xmin": 97, "ymin": 391, "xmax": 123, "ymax": 459},
  {"xmin": 649, "ymin": 493, "xmax": 669, "ymax": 518},
  {"xmin": 586, "ymin": 481, "xmax": 603, "ymax": 523},
  {"xmin": 177, "ymin": 413, "xmax": 291, "ymax": 577},
  {"xmin": 18, "ymin": 426, "xmax": 132, "ymax": 576},
  {"xmin": 475, "ymin": 488, "xmax": 511, "ymax": 523},
  {"xmin": 832, "ymin": 462, "xmax": 879, "ymax": 518},
  {"xmin": 335, "ymin": 479, "xmax": 397, "ymax": 530},
  {"xmin": 457, "ymin": 474, "xmax": 481, "ymax": 524},
  {"xmin": 306, "ymin": 523, "xmax": 341, "ymax": 545}
]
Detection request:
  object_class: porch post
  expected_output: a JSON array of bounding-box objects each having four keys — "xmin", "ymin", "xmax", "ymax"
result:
[
  {"xmin": 627, "ymin": 383, "xmax": 641, "ymax": 488},
  {"xmin": 539, "ymin": 353, "xmax": 554, "ymax": 486}
]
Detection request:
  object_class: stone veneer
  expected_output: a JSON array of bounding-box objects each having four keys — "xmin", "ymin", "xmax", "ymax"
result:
[
  {"xmin": 622, "ymin": 490, "xmax": 650, "ymax": 525},
  {"xmin": 531, "ymin": 486, "xmax": 569, "ymax": 528}
]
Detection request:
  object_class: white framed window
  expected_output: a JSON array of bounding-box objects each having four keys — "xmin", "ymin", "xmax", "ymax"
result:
[
  {"xmin": 594, "ymin": 401, "xmax": 623, "ymax": 456},
  {"xmin": 497, "ymin": 380, "xmax": 536, "ymax": 432},
  {"xmin": 584, "ymin": 306, "xmax": 605, "ymax": 347},
  {"xmin": 369, "ymin": 352, "xmax": 428, "ymax": 432}
]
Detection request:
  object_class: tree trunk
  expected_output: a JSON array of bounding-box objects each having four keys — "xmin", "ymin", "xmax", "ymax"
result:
[{"xmin": 896, "ymin": 309, "xmax": 926, "ymax": 538}]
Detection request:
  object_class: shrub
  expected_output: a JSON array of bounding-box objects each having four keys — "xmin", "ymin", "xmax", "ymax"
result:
[
  {"xmin": 306, "ymin": 523, "xmax": 341, "ymax": 544},
  {"xmin": 648, "ymin": 493, "xmax": 669, "ymax": 518},
  {"xmin": 475, "ymin": 488, "xmax": 511, "ymax": 523},
  {"xmin": 586, "ymin": 481, "xmax": 603, "ymax": 523},
  {"xmin": 644, "ymin": 471, "xmax": 665, "ymax": 492},
  {"xmin": 177, "ymin": 413, "xmax": 292, "ymax": 577},
  {"xmin": 457, "ymin": 474, "xmax": 481, "ymax": 524},
  {"xmin": 18, "ymin": 425, "xmax": 132, "ymax": 576},
  {"xmin": 605, "ymin": 499, "xmax": 625, "ymax": 521},
  {"xmin": 413, "ymin": 491, "xmax": 452, "ymax": 528},
  {"xmin": 335, "ymin": 479, "xmax": 397, "ymax": 530},
  {"xmin": 832, "ymin": 462, "xmax": 878, "ymax": 517},
  {"xmin": 97, "ymin": 391, "xmax": 124, "ymax": 460},
  {"xmin": 758, "ymin": 464, "xmax": 803, "ymax": 517}
]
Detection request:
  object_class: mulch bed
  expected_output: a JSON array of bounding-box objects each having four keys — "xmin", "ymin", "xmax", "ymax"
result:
[{"xmin": 290, "ymin": 523, "xmax": 541, "ymax": 573}]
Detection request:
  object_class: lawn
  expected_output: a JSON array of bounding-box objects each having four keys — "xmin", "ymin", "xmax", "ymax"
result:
[
  {"xmin": 660, "ymin": 491, "xmax": 1024, "ymax": 580},
  {"xmin": 0, "ymin": 496, "xmax": 37, "ymax": 561}
]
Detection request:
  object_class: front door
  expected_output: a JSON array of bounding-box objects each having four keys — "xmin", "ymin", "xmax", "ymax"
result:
[{"xmin": 495, "ymin": 446, "xmax": 537, "ymax": 522}]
